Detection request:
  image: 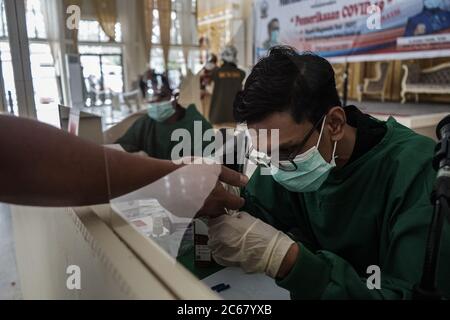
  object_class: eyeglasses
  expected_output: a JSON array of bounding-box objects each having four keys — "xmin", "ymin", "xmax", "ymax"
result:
[{"xmin": 245, "ymin": 114, "xmax": 326, "ymax": 172}]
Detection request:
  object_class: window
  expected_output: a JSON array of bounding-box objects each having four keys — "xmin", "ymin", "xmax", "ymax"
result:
[
  {"xmin": 79, "ymin": 45, "xmax": 122, "ymax": 55},
  {"xmin": 150, "ymin": 0, "xmax": 199, "ymax": 87},
  {"xmin": 0, "ymin": 0, "xmax": 7, "ymax": 38},
  {"xmin": 152, "ymin": 0, "xmax": 197, "ymax": 46},
  {"xmin": 168, "ymin": 48, "xmax": 185, "ymax": 89},
  {"xmin": 29, "ymin": 42, "xmax": 60, "ymax": 118},
  {"xmin": 170, "ymin": 9, "xmax": 182, "ymax": 45},
  {"xmin": 78, "ymin": 18, "xmax": 124, "ymax": 106},
  {"xmin": 79, "ymin": 45, "xmax": 124, "ymax": 106},
  {"xmin": 25, "ymin": 0, "xmax": 60, "ymax": 124},
  {"xmin": 78, "ymin": 20, "xmax": 122, "ymax": 43},
  {"xmin": 0, "ymin": 0, "xmax": 60, "ymax": 120},
  {"xmin": 26, "ymin": 0, "xmax": 46, "ymax": 39},
  {"xmin": 0, "ymin": 41, "xmax": 18, "ymax": 115},
  {"xmin": 0, "ymin": 0, "xmax": 17, "ymax": 114}
]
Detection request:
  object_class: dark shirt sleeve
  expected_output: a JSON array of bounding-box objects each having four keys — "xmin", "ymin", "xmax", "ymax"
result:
[
  {"xmin": 115, "ymin": 116, "xmax": 146, "ymax": 153},
  {"xmin": 240, "ymin": 69, "xmax": 246, "ymax": 83}
]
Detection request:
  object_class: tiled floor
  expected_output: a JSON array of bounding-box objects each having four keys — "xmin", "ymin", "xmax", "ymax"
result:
[{"xmin": 0, "ymin": 203, "xmax": 22, "ymax": 300}]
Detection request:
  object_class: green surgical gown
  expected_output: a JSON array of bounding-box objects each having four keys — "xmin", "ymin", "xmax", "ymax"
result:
[
  {"xmin": 242, "ymin": 117, "xmax": 450, "ymax": 299},
  {"xmin": 116, "ymin": 104, "xmax": 212, "ymax": 160}
]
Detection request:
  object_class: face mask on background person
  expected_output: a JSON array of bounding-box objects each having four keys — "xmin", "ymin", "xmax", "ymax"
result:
[
  {"xmin": 442, "ymin": 0, "xmax": 450, "ymax": 11},
  {"xmin": 270, "ymin": 29, "xmax": 280, "ymax": 43},
  {"xmin": 205, "ymin": 62, "xmax": 216, "ymax": 71},
  {"xmin": 147, "ymin": 100, "xmax": 175, "ymax": 122},
  {"xmin": 424, "ymin": 0, "xmax": 441, "ymax": 9},
  {"xmin": 270, "ymin": 116, "xmax": 337, "ymax": 192}
]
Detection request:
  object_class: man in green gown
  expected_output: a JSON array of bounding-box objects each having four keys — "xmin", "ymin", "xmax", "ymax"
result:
[{"xmin": 207, "ymin": 46, "xmax": 450, "ymax": 299}]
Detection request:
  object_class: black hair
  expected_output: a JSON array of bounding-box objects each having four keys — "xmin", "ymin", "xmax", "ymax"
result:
[
  {"xmin": 268, "ymin": 18, "xmax": 279, "ymax": 31},
  {"xmin": 209, "ymin": 53, "xmax": 218, "ymax": 64},
  {"xmin": 234, "ymin": 46, "xmax": 341, "ymax": 125}
]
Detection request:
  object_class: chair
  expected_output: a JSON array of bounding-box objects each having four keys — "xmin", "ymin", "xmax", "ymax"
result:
[
  {"xmin": 358, "ymin": 62, "xmax": 390, "ymax": 102},
  {"xmin": 333, "ymin": 64, "xmax": 345, "ymax": 97},
  {"xmin": 401, "ymin": 62, "xmax": 450, "ymax": 103},
  {"xmin": 332, "ymin": 64, "xmax": 353, "ymax": 100}
]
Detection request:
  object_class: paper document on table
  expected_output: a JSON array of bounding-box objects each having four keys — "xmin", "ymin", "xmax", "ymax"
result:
[
  {"xmin": 109, "ymin": 164, "xmax": 220, "ymax": 259},
  {"xmin": 202, "ymin": 267, "xmax": 290, "ymax": 300}
]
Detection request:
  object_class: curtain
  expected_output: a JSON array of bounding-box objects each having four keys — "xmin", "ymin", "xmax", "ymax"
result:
[
  {"xmin": 117, "ymin": 0, "xmax": 143, "ymax": 91},
  {"xmin": 178, "ymin": 69, "xmax": 202, "ymax": 110},
  {"xmin": 46, "ymin": 0, "xmax": 82, "ymax": 104},
  {"xmin": 180, "ymin": 0, "xmax": 193, "ymax": 67},
  {"xmin": 92, "ymin": 0, "xmax": 117, "ymax": 42},
  {"xmin": 43, "ymin": 0, "xmax": 61, "ymax": 70},
  {"xmin": 142, "ymin": 0, "xmax": 154, "ymax": 64},
  {"xmin": 63, "ymin": 0, "xmax": 82, "ymax": 52},
  {"xmin": 157, "ymin": 0, "xmax": 172, "ymax": 72}
]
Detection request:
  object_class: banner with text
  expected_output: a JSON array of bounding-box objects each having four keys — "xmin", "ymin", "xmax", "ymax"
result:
[{"xmin": 254, "ymin": 0, "xmax": 450, "ymax": 62}]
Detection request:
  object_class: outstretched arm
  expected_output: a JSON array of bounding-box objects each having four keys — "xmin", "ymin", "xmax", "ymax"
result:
[{"xmin": 0, "ymin": 115, "xmax": 247, "ymax": 209}]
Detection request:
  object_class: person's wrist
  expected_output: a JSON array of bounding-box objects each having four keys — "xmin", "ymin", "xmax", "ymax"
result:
[
  {"xmin": 276, "ymin": 243, "xmax": 299, "ymax": 279},
  {"xmin": 153, "ymin": 158, "xmax": 179, "ymax": 174}
]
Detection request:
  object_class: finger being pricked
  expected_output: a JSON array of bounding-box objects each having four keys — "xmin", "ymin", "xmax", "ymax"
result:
[{"xmin": 196, "ymin": 181, "xmax": 246, "ymax": 218}]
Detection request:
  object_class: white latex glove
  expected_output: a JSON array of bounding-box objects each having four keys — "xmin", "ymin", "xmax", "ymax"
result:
[
  {"xmin": 208, "ymin": 211, "xmax": 295, "ymax": 278},
  {"xmin": 221, "ymin": 183, "xmax": 240, "ymax": 215}
]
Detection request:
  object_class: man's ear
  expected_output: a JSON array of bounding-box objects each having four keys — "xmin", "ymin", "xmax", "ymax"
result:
[{"xmin": 326, "ymin": 106, "xmax": 346, "ymax": 141}]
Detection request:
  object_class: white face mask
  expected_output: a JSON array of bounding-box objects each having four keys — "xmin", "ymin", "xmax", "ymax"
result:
[
  {"xmin": 424, "ymin": 0, "xmax": 441, "ymax": 9},
  {"xmin": 442, "ymin": 0, "xmax": 450, "ymax": 10},
  {"xmin": 205, "ymin": 62, "xmax": 216, "ymax": 70},
  {"xmin": 270, "ymin": 30, "xmax": 280, "ymax": 43},
  {"xmin": 270, "ymin": 116, "xmax": 337, "ymax": 192},
  {"xmin": 147, "ymin": 100, "xmax": 175, "ymax": 122}
]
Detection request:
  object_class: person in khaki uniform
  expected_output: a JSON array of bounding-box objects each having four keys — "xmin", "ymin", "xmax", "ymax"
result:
[
  {"xmin": 200, "ymin": 54, "xmax": 218, "ymax": 119},
  {"xmin": 209, "ymin": 46, "xmax": 245, "ymax": 126}
]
